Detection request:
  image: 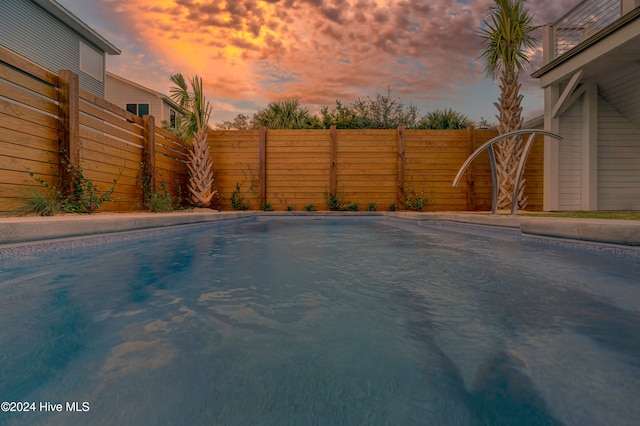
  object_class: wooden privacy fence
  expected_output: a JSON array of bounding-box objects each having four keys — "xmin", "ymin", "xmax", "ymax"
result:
[
  {"xmin": 208, "ymin": 128, "xmax": 544, "ymax": 211},
  {"xmin": 0, "ymin": 45, "xmax": 187, "ymax": 213}
]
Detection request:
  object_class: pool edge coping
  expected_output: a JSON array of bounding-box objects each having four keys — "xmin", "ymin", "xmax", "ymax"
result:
[{"xmin": 1, "ymin": 211, "xmax": 639, "ymax": 248}]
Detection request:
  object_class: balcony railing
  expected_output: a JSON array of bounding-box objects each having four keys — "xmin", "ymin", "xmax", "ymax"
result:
[{"xmin": 554, "ymin": 0, "xmax": 621, "ymax": 57}]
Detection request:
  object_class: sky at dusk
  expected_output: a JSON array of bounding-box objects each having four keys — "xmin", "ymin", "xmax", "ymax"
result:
[{"xmin": 56, "ymin": 0, "xmax": 580, "ymax": 126}]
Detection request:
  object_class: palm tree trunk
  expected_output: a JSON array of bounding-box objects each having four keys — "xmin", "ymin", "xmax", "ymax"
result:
[
  {"xmin": 494, "ymin": 69, "xmax": 527, "ymax": 210},
  {"xmin": 187, "ymin": 128, "xmax": 216, "ymax": 207}
]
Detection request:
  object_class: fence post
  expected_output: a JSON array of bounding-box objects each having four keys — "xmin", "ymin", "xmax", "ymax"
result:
[
  {"xmin": 330, "ymin": 125, "xmax": 337, "ymax": 196},
  {"xmin": 58, "ymin": 70, "xmax": 80, "ymax": 193},
  {"xmin": 143, "ymin": 115, "xmax": 156, "ymax": 202},
  {"xmin": 466, "ymin": 126, "xmax": 477, "ymax": 210},
  {"xmin": 396, "ymin": 126, "xmax": 406, "ymax": 207},
  {"xmin": 258, "ymin": 126, "xmax": 267, "ymax": 208}
]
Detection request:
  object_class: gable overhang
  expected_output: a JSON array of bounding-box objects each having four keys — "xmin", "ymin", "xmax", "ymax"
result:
[
  {"xmin": 33, "ymin": 0, "xmax": 121, "ymax": 55},
  {"xmin": 532, "ymin": 7, "xmax": 640, "ymax": 88}
]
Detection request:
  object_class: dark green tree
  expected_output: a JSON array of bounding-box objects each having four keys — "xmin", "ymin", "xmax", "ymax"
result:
[
  {"xmin": 417, "ymin": 108, "xmax": 473, "ymax": 129},
  {"xmin": 253, "ymin": 99, "xmax": 317, "ymax": 129}
]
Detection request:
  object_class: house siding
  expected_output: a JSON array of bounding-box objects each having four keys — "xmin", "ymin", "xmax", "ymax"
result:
[
  {"xmin": 599, "ymin": 65, "xmax": 640, "ymax": 129},
  {"xmin": 598, "ymin": 96, "xmax": 640, "ymax": 210},
  {"xmin": 0, "ymin": 0, "xmax": 104, "ymax": 96},
  {"xmin": 105, "ymin": 76, "xmax": 163, "ymax": 120},
  {"xmin": 558, "ymin": 100, "xmax": 583, "ymax": 210}
]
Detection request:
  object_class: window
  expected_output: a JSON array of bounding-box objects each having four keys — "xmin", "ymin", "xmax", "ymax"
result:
[
  {"xmin": 79, "ymin": 41, "xmax": 103, "ymax": 81},
  {"xmin": 170, "ymin": 110, "xmax": 177, "ymax": 128},
  {"xmin": 126, "ymin": 103, "xmax": 150, "ymax": 118}
]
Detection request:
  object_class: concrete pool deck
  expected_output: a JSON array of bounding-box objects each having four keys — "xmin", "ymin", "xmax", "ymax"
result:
[{"xmin": 0, "ymin": 210, "xmax": 639, "ymax": 248}]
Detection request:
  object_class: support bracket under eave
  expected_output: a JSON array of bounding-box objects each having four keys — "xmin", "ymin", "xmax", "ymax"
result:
[{"xmin": 552, "ymin": 69, "xmax": 584, "ymax": 119}]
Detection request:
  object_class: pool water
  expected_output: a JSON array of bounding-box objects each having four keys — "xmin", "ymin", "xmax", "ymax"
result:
[{"xmin": 1, "ymin": 217, "xmax": 639, "ymax": 425}]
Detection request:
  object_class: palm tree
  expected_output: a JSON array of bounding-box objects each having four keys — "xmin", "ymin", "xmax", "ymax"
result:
[
  {"xmin": 417, "ymin": 108, "xmax": 474, "ymax": 130},
  {"xmin": 479, "ymin": 0, "xmax": 538, "ymax": 210},
  {"xmin": 252, "ymin": 99, "xmax": 314, "ymax": 129},
  {"xmin": 170, "ymin": 73, "xmax": 216, "ymax": 207}
]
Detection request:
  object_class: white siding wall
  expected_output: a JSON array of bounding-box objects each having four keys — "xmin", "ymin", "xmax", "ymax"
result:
[
  {"xmin": 558, "ymin": 100, "xmax": 583, "ymax": 210},
  {"xmin": 598, "ymin": 96, "xmax": 640, "ymax": 210},
  {"xmin": 105, "ymin": 76, "xmax": 163, "ymax": 120},
  {"xmin": 599, "ymin": 62, "xmax": 640, "ymax": 129},
  {"xmin": 0, "ymin": 0, "xmax": 105, "ymax": 96}
]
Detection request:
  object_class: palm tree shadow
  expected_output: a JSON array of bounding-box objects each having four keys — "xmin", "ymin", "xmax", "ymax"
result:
[{"xmin": 468, "ymin": 350, "xmax": 564, "ymax": 426}]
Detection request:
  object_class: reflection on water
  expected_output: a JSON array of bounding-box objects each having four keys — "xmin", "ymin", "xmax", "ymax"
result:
[{"xmin": 0, "ymin": 219, "xmax": 639, "ymax": 425}]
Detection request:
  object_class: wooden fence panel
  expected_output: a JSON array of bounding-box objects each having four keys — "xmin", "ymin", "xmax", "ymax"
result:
[
  {"xmin": 404, "ymin": 130, "xmax": 470, "ymax": 211},
  {"xmin": 266, "ymin": 129, "xmax": 331, "ymax": 211},
  {"xmin": 0, "ymin": 47, "xmax": 59, "ymax": 213},
  {"xmin": 1, "ymin": 45, "xmax": 188, "ymax": 214},
  {"xmin": 78, "ymin": 90, "xmax": 145, "ymax": 212},
  {"xmin": 209, "ymin": 130, "xmax": 261, "ymax": 210},
  {"xmin": 205, "ymin": 127, "xmax": 544, "ymax": 212},
  {"xmin": 335, "ymin": 129, "xmax": 397, "ymax": 210},
  {"xmin": 155, "ymin": 128, "xmax": 188, "ymax": 203}
]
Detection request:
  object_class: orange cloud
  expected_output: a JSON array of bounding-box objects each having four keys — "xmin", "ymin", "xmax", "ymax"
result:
[{"xmin": 60, "ymin": 0, "xmax": 579, "ymax": 122}]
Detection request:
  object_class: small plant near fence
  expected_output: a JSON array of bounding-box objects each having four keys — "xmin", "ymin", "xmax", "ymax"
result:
[
  {"xmin": 402, "ymin": 185, "xmax": 430, "ymax": 211},
  {"xmin": 368, "ymin": 202, "xmax": 377, "ymax": 211},
  {"xmin": 324, "ymin": 190, "xmax": 358, "ymax": 212},
  {"xmin": 23, "ymin": 151, "xmax": 118, "ymax": 215},
  {"xmin": 304, "ymin": 204, "xmax": 315, "ymax": 212},
  {"xmin": 139, "ymin": 164, "xmax": 186, "ymax": 213},
  {"xmin": 230, "ymin": 183, "xmax": 250, "ymax": 210},
  {"xmin": 145, "ymin": 182, "xmax": 174, "ymax": 213},
  {"xmin": 262, "ymin": 203, "xmax": 273, "ymax": 211}
]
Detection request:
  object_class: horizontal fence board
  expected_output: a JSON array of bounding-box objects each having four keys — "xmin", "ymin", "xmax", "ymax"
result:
[
  {"xmin": 0, "ymin": 64, "xmax": 58, "ymax": 99},
  {"xmin": 0, "ymin": 45, "xmax": 58, "ymax": 86},
  {"xmin": 79, "ymin": 130, "xmax": 143, "ymax": 167},
  {"xmin": 81, "ymin": 148, "xmax": 141, "ymax": 174},
  {"xmin": 80, "ymin": 88, "xmax": 142, "ymax": 125},
  {"xmin": 0, "ymin": 97, "xmax": 59, "ymax": 129},
  {"xmin": 0, "ymin": 126, "xmax": 57, "ymax": 153},
  {"xmin": 1, "ymin": 112, "xmax": 59, "ymax": 141},
  {"xmin": 0, "ymin": 79, "xmax": 59, "ymax": 115},
  {"xmin": 156, "ymin": 144, "xmax": 188, "ymax": 162},
  {"xmin": 0, "ymin": 139, "xmax": 56, "ymax": 165},
  {"xmin": 79, "ymin": 114, "xmax": 144, "ymax": 147},
  {"xmin": 80, "ymin": 100, "xmax": 144, "ymax": 136}
]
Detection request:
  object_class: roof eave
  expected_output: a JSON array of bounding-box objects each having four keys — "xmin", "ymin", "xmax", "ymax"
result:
[
  {"xmin": 531, "ymin": 7, "xmax": 640, "ymax": 79},
  {"xmin": 33, "ymin": 0, "xmax": 121, "ymax": 55}
]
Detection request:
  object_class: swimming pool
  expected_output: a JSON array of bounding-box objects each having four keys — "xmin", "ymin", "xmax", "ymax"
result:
[{"xmin": 1, "ymin": 217, "xmax": 639, "ymax": 425}]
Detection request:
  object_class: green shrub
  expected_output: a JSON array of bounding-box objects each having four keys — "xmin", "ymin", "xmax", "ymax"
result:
[
  {"xmin": 230, "ymin": 183, "xmax": 250, "ymax": 210},
  {"xmin": 368, "ymin": 202, "xmax": 377, "ymax": 211},
  {"xmin": 18, "ymin": 188, "xmax": 62, "ymax": 216},
  {"xmin": 28, "ymin": 151, "xmax": 117, "ymax": 214},
  {"xmin": 304, "ymin": 204, "xmax": 315, "ymax": 212},
  {"xmin": 402, "ymin": 186, "xmax": 429, "ymax": 211}
]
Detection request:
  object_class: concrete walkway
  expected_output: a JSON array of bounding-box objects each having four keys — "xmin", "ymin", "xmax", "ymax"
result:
[{"xmin": 1, "ymin": 210, "xmax": 639, "ymax": 248}]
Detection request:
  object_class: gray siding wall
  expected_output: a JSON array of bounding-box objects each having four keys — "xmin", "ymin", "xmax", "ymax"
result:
[
  {"xmin": 0, "ymin": 0, "xmax": 104, "ymax": 96},
  {"xmin": 558, "ymin": 100, "xmax": 583, "ymax": 210},
  {"xmin": 598, "ymin": 96, "xmax": 640, "ymax": 210}
]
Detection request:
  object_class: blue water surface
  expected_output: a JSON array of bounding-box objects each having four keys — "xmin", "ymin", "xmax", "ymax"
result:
[{"xmin": 1, "ymin": 217, "xmax": 639, "ymax": 425}]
